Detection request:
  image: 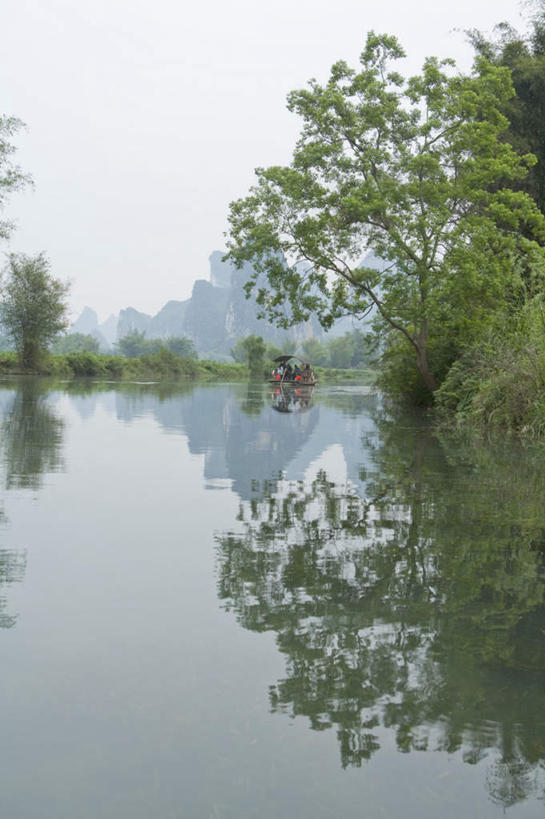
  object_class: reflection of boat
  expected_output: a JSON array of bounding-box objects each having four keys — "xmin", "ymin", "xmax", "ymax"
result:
[
  {"xmin": 270, "ymin": 384, "xmax": 314, "ymax": 413},
  {"xmin": 268, "ymin": 355, "xmax": 317, "ymax": 386}
]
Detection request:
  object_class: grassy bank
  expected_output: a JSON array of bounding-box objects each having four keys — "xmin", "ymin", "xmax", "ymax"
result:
[
  {"xmin": 0, "ymin": 351, "xmax": 376, "ymax": 384},
  {"xmin": 435, "ymin": 302, "xmax": 545, "ymax": 438},
  {"xmin": 0, "ymin": 350, "xmax": 248, "ymax": 381}
]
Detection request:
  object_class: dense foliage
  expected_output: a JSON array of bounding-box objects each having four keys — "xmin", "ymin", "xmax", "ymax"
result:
[
  {"xmin": 467, "ymin": 10, "xmax": 545, "ymax": 217},
  {"xmin": 432, "ymin": 8, "xmax": 545, "ymax": 431},
  {"xmin": 0, "ymin": 253, "xmax": 70, "ymax": 369}
]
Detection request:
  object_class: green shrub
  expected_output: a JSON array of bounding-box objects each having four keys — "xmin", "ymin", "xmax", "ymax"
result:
[
  {"xmin": 65, "ymin": 352, "xmax": 106, "ymax": 377},
  {"xmin": 436, "ymin": 300, "xmax": 545, "ymax": 436},
  {"xmin": 0, "ymin": 352, "xmax": 18, "ymax": 371},
  {"xmin": 103, "ymin": 356, "xmax": 125, "ymax": 377}
]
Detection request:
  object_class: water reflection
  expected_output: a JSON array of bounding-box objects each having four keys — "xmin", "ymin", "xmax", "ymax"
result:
[
  {"xmin": 216, "ymin": 407, "xmax": 545, "ymax": 807},
  {"xmin": 0, "ymin": 379, "xmax": 66, "ymax": 627},
  {"xmin": 0, "ymin": 380, "xmax": 65, "ymax": 489},
  {"xmin": 0, "ymin": 550, "xmax": 26, "ymax": 628},
  {"xmin": 270, "ymin": 384, "xmax": 314, "ymax": 414}
]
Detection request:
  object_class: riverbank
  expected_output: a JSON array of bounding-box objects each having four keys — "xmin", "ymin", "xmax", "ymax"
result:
[
  {"xmin": 0, "ymin": 351, "xmax": 246, "ymax": 380},
  {"xmin": 0, "ymin": 351, "xmax": 376, "ymax": 384}
]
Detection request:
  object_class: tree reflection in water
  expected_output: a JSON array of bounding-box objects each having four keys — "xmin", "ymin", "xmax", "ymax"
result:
[
  {"xmin": 216, "ymin": 411, "xmax": 545, "ymax": 807},
  {"xmin": 1, "ymin": 380, "xmax": 65, "ymax": 489},
  {"xmin": 0, "ymin": 380, "xmax": 66, "ymax": 626}
]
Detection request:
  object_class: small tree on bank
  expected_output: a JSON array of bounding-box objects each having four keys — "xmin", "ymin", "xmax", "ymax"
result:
[
  {"xmin": 1, "ymin": 253, "xmax": 70, "ymax": 369},
  {"xmin": 231, "ymin": 334, "xmax": 266, "ymax": 374}
]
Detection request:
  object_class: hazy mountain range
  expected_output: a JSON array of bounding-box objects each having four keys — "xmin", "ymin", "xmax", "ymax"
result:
[{"xmin": 70, "ymin": 250, "xmax": 361, "ymax": 358}]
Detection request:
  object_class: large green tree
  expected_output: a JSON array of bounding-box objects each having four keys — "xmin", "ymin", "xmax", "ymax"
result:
[
  {"xmin": 1, "ymin": 253, "xmax": 70, "ymax": 369},
  {"xmin": 0, "ymin": 116, "xmax": 32, "ymax": 240},
  {"xmin": 226, "ymin": 33, "xmax": 545, "ymax": 395}
]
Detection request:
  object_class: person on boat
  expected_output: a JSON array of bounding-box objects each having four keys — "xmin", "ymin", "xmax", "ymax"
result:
[{"xmin": 285, "ymin": 362, "xmax": 293, "ymax": 380}]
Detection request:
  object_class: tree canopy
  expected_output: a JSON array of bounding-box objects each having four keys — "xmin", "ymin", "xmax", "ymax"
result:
[
  {"xmin": 0, "ymin": 253, "xmax": 70, "ymax": 369},
  {"xmin": 226, "ymin": 32, "xmax": 545, "ymax": 395},
  {"xmin": 467, "ymin": 6, "xmax": 545, "ymax": 216},
  {"xmin": 231, "ymin": 334, "xmax": 266, "ymax": 374}
]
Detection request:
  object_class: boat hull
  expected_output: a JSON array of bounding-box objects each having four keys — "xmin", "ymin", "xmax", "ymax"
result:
[{"xmin": 268, "ymin": 379, "xmax": 317, "ymax": 386}]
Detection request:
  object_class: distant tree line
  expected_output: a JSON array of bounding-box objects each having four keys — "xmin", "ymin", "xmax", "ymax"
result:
[
  {"xmin": 301, "ymin": 330, "xmax": 373, "ymax": 369},
  {"xmin": 50, "ymin": 329, "xmax": 198, "ymax": 359},
  {"xmin": 113, "ymin": 329, "xmax": 197, "ymax": 359},
  {"xmin": 231, "ymin": 329, "xmax": 372, "ymax": 371}
]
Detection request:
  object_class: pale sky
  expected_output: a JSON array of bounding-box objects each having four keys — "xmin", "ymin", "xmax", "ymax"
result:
[{"xmin": 0, "ymin": 0, "xmax": 530, "ymax": 321}]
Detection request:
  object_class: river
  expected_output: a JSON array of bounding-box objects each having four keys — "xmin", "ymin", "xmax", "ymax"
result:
[{"xmin": 0, "ymin": 378, "xmax": 543, "ymax": 818}]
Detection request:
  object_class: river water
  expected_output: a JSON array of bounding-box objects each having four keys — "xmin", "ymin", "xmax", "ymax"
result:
[{"xmin": 0, "ymin": 378, "xmax": 544, "ymax": 818}]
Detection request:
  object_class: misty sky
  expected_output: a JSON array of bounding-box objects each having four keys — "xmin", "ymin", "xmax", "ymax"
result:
[{"xmin": 1, "ymin": 0, "xmax": 529, "ymax": 321}]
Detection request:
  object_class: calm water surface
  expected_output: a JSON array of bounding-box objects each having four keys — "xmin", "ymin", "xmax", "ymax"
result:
[{"xmin": 0, "ymin": 378, "xmax": 544, "ymax": 818}]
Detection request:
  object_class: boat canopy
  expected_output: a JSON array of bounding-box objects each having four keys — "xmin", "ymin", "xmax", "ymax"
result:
[{"xmin": 273, "ymin": 354, "xmax": 310, "ymax": 365}]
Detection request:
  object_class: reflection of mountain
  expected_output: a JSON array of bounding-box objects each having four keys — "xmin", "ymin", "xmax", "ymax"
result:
[
  {"xmin": 215, "ymin": 408, "xmax": 545, "ymax": 809},
  {"xmin": 110, "ymin": 384, "xmax": 378, "ymax": 501}
]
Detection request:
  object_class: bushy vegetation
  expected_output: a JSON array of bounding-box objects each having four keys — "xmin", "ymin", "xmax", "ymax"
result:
[
  {"xmin": 436, "ymin": 299, "xmax": 545, "ymax": 436},
  {"xmin": 0, "ymin": 349, "xmax": 246, "ymax": 381}
]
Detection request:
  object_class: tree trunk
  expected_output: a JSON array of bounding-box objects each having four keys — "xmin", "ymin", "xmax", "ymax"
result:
[
  {"xmin": 22, "ymin": 339, "xmax": 38, "ymax": 370},
  {"xmin": 415, "ymin": 326, "xmax": 438, "ymax": 393}
]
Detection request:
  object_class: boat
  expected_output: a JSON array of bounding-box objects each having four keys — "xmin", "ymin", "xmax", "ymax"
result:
[{"xmin": 268, "ymin": 355, "xmax": 317, "ymax": 386}]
